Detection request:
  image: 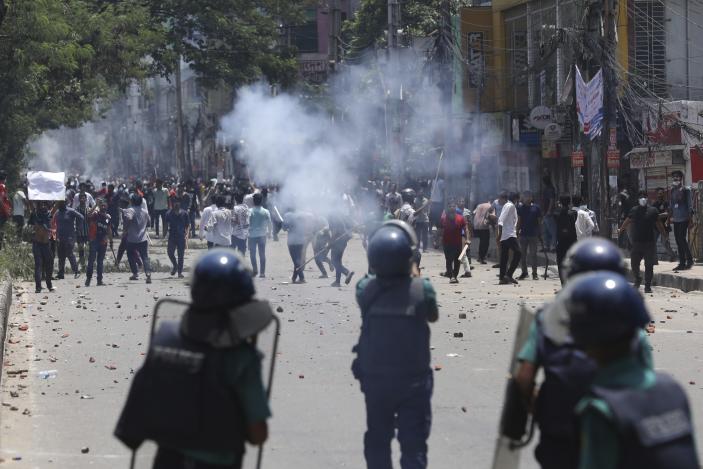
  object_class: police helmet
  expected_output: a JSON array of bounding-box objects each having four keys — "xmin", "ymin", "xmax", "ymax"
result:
[
  {"xmin": 562, "ymin": 238, "xmax": 626, "ymax": 281},
  {"xmin": 400, "ymin": 188, "xmax": 416, "ymax": 203},
  {"xmin": 130, "ymin": 193, "xmax": 143, "ymax": 207},
  {"xmin": 191, "ymin": 249, "xmax": 255, "ymax": 311},
  {"xmin": 367, "ymin": 220, "xmax": 418, "ymax": 277},
  {"xmin": 564, "ymin": 271, "xmax": 650, "ymax": 347}
]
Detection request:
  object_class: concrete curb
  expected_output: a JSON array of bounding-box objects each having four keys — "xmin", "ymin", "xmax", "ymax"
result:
[
  {"xmin": 0, "ymin": 278, "xmax": 13, "ymax": 381},
  {"xmin": 624, "ymin": 266, "xmax": 703, "ymax": 293}
]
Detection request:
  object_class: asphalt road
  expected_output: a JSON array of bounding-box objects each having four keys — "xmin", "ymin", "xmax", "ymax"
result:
[{"xmin": 2, "ymin": 234, "xmax": 703, "ymax": 469}]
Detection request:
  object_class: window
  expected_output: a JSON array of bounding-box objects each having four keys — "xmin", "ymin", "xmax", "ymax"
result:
[
  {"xmin": 292, "ymin": 8, "xmax": 319, "ymax": 53},
  {"xmin": 631, "ymin": 1, "xmax": 667, "ymax": 97}
]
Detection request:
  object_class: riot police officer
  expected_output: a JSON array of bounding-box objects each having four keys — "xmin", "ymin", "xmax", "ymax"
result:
[
  {"xmin": 514, "ymin": 238, "xmax": 653, "ymax": 469},
  {"xmin": 564, "ymin": 271, "xmax": 699, "ymax": 469},
  {"xmin": 352, "ymin": 220, "xmax": 438, "ymax": 469},
  {"xmin": 115, "ymin": 249, "xmax": 272, "ymax": 469}
]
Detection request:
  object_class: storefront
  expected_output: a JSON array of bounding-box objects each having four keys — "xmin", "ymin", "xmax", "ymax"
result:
[{"xmin": 625, "ymin": 145, "xmax": 686, "ymax": 194}]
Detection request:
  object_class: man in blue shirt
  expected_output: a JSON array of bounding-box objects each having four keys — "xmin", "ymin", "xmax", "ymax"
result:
[
  {"xmin": 669, "ymin": 170, "xmax": 694, "ymax": 270},
  {"xmin": 54, "ymin": 200, "xmax": 84, "ymax": 279},
  {"xmin": 517, "ymin": 191, "xmax": 542, "ymax": 280},
  {"xmin": 166, "ymin": 197, "xmax": 190, "ymax": 278}
]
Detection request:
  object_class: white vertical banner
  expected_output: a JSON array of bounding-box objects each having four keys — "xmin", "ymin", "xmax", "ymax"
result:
[{"xmin": 575, "ymin": 66, "xmax": 604, "ymax": 140}]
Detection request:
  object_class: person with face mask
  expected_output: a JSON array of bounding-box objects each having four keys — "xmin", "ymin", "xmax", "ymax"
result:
[
  {"xmin": 618, "ymin": 190, "xmax": 668, "ymax": 293},
  {"xmin": 668, "ymin": 170, "xmax": 694, "ymax": 270}
]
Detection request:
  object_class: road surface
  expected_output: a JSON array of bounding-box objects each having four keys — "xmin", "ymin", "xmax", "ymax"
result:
[{"xmin": 1, "ymin": 235, "xmax": 703, "ymax": 468}]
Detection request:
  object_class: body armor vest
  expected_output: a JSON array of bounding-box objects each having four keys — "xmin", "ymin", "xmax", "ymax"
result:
[
  {"xmin": 115, "ymin": 320, "xmax": 246, "ymax": 453},
  {"xmin": 591, "ymin": 372, "xmax": 698, "ymax": 469},
  {"xmin": 356, "ymin": 277, "xmax": 430, "ymax": 378},
  {"xmin": 535, "ymin": 316, "xmax": 597, "ymax": 439}
]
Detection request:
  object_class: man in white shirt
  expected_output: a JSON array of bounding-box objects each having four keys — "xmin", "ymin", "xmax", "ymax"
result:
[
  {"xmin": 205, "ymin": 196, "xmax": 232, "ymax": 248},
  {"xmin": 498, "ymin": 192, "xmax": 522, "ymax": 284},
  {"xmin": 71, "ymin": 183, "xmax": 96, "ymax": 209},
  {"xmin": 198, "ymin": 199, "xmax": 218, "ymax": 248},
  {"xmin": 152, "ymin": 179, "xmax": 170, "ymax": 238},
  {"xmin": 573, "ymin": 195, "xmax": 597, "ymax": 240}
]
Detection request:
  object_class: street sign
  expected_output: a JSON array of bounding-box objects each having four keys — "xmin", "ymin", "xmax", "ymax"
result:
[
  {"xmin": 529, "ymin": 105, "xmax": 553, "ymax": 130},
  {"xmin": 543, "ymin": 123, "xmax": 562, "ymax": 141},
  {"xmin": 571, "ymin": 150, "xmax": 585, "ymax": 168},
  {"xmin": 629, "ymin": 150, "xmax": 673, "ymax": 169},
  {"xmin": 607, "ymin": 148, "xmax": 620, "ymax": 169}
]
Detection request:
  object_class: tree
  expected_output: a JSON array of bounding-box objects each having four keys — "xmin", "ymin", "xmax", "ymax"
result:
[
  {"xmin": 342, "ymin": 0, "xmax": 469, "ymax": 59},
  {"xmin": 143, "ymin": 0, "xmax": 306, "ymax": 89},
  {"xmin": 0, "ymin": 0, "xmax": 165, "ymax": 183}
]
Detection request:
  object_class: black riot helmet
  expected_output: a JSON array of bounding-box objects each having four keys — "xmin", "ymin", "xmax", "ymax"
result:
[
  {"xmin": 190, "ymin": 249, "xmax": 255, "ymax": 311},
  {"xmin": 400, "ymin": 188, "xmax": 416, "ymax": 204},
  {"xmin": 564, "ymin": 271, "xmax": 651, "ymax": 347},
  {"xmin": 562, "ymin": 238, "xmax": 626, "ymax": 281},
  {"xmin": 367, "ymin": 220, "xmax": 418, "ymax": 277}
]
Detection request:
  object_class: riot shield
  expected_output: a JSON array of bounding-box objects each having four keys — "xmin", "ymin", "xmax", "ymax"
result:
[
  {"xmin": 124, "ymin": 299, "xmax": 280, "ymax": 469},
  {"xmin": 490, "ymin": 305, "xmax": 536, "ymax": 469}
]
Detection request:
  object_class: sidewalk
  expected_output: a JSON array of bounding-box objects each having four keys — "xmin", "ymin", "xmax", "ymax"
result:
[{"xmin": 624, "ymin": 259, "xmax": 703, "ymax": 292}]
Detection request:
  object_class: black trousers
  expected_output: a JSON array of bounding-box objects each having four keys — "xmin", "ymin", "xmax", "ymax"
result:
[
  {"xmin": 499, "ymin": 237, "xmax": 521, "ymax": 279},
  {"xmin": 288, "ymin": 244, "xmax": 305, "ymax": 282},
  {"xmin": 475, "ymin": 229, "xmax": 490, "ymax": 261},
  {"xmin": 673, "ymin": 221, "xmax": 693, "ymax": 265},
  {"xmin": 331, "ymin": 240, "xmax": 350, "ymax": 283},
  {"xmin": 631, "ymin": 241, "xmax": 656, "ymax": 287},
  {"xmin": 57, "ymin": 239, "xmax": 78, "ymax": 276},
  {"xmin": 153, "ymin": 447, "xmax": 242, "ymax": 469},
  {"xmin": 443, "ymin": 245, "xmax": 461, "ymax": 278},
  {"xmin": 167, "ymin": 237, "xmax": 186, "ymax": 274},
  {"xmin": 32, "ymin": 242, "xmax": 53, "ymax": 290}
]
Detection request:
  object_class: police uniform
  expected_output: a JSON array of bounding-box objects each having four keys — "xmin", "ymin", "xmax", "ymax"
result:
[
  {"xmin": 563, "ymin": 271, "xmax": 699, "ymax": 469},
  {"xmin": 576, "ymin": 356, "xmax": 698, "ymax": 469},
  {"xmin": 518, "ymin": 312, "xmax": 653, "ymax": 468},
  {"xmin": 115, "ymin": 249, "xmax": 273, "ymax": 469},
  {"xmin": 353, "ymin": 275, "xmax": 437, "ymax": 469}
]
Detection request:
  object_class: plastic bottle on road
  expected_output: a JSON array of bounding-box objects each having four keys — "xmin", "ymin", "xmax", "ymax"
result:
[{"xmin": 37, "ymin": 370, "xmax": 58, "ymax": 379}]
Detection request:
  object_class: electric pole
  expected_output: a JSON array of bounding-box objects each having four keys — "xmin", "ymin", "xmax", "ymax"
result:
[
  {"xmin": 600, "ymin": 0, "xmax": 617, "ymax": 238},
  {"xmin": 175, "ymin": 56, "xmax": 187, "ymax": 178},
  {"xmin": 387, "ymin": 0, "xmax": 402, "ymax": 183},
  {"xmin": 329, "ymin": 0, "xmax": 341, "ymax": 70}
]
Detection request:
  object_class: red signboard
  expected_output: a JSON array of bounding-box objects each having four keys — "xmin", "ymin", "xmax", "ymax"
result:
[
  {"xmin": 607, "ymin": 148, "xmax": 620, "ymax": 169},
  {"xmin": 571, "ymin": 150, "xmax": 585, "ymax": 168}
]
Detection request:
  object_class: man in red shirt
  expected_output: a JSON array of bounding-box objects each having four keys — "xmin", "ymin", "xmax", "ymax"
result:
[
  {"xmin": 440, "ymin": 200, "xmax": 468, "ymax": 283},
  {"xmin": 0, "ymin": 171, "xmax": 12, "ymax": 233}
]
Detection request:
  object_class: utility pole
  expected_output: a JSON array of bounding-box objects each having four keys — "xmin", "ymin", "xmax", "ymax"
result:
[
  {"xmin": 175, "ymin": 56, "xmax": 187, "ymax": 178},
  {"xmin": 387, "ymin": 0, "xmax": 402, "ymax": 183},
  {"xmin": 600, "ymin": 0, "xmax": 617, "ymax": 238},
  {"xmin": 387, "ymin": 0, "xmax": 401, "ymax": 63},
  {"xmin": 329, "ymin": 0, "xmax": 341, "ymax": 70}
]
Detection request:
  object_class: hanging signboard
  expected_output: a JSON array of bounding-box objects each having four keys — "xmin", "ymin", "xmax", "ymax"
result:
[
  {"xmin": 542, "ymin": 139, "xmax": 558, "ymax": 159},
  {"xmin": 529, "ymin": 105, "xmax": 553, "ymax": 130},
  {"xmin": 571, "ymin": 150, "xmax": 585, "ymax": 168},
  {"xmin": 467, "ymin": 32, "xmax": 485, "ymax": 89},
  {"xmin": 629, "ymin": 150, "xmax": 673, "ymax": 169},
  {"xmin": 607, "ymin": 148, "xmax": 621, "ymax": 169},
  {"xmin": 543, "ymin": 123, "xmax": 563, "ymax": 141}
]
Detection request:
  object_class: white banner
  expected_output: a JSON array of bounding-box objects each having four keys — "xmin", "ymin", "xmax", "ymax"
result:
[
  {"xmin": 27, "ymin": 171, "xmax": 66, "ymax": 201},
  {"xmin": 576, "ymin": 67, "xmax": 604, "ymax": 140}
]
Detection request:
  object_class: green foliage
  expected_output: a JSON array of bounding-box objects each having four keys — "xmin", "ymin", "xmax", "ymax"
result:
[
  {"xmin": 0, "ymin": 229, "xmax": 34, "ymax": 281},
  {"xmin": 0, "ymin": 0, "xmax": 165, "ymax": 185},
  {"xmin": 144, "ymin": 0, "xmax": 307, "ymax": 89},
  {"xmin": 342, "ymin": 0, "xmax": 470, "ymax": 59}
]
